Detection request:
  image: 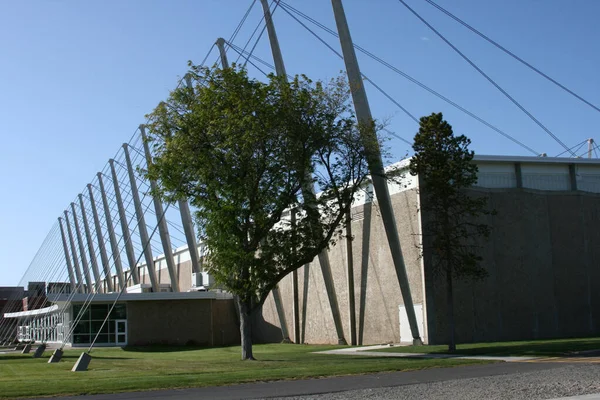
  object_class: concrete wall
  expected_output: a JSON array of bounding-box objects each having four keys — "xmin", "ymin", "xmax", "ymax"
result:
[
  {"xmin": 126, "ymin": 298, "xmax": 239, "ymax": 346},
  {"xmin": 424, "ymin": 188, "xmax": 600, "ymax": 344},
  {"xmin": 138, "ymin": 259, "xmax": 194, "ymax": 292},
  {"xmin": 257, "ymin": 188, "xmax": 425, "ymax": 345}
]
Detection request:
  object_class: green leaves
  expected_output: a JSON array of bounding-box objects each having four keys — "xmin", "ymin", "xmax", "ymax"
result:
[
  {"xmin": 410, "ymin": 112, "xmax": 492, "ymax": 280},
  {"xmin": 144, "ymin": 65, "xmax": 370, "ymax": 312}
]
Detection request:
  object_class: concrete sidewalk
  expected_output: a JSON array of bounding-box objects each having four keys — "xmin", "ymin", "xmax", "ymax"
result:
[
  {"xmin": 49, "ymin": 362, "xmax": 571, "ymax": 400},
  {"xmin": 315, "ymin": 344, "xmax": 541, "ymax": 362}
]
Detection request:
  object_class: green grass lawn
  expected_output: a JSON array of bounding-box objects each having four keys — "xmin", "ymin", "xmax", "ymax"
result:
[
  {"xmin": 367, "ymin": 337, "xmax": 600, "ymax": 357},
  {"xmin": 0, "ymin": 344, "xmax": 489, "ymax": 399}
]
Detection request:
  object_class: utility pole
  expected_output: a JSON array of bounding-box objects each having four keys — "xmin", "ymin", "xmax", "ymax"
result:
[
  {"xmin": 331, "ymin": 0, "xmax": 422, "ymax": 344},
  {"xmin": 260, "ymin": 0, "xmax": 347, "ymax": 345}
]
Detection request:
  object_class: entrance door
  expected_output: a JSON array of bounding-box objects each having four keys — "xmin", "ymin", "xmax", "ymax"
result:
[{"xmin": 115, "ymin": 320, "xmax": 127, "ymax": 345}]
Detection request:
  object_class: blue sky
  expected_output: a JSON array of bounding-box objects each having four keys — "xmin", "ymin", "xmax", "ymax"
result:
[{"xmin": 1, "ymin": 0, "xmax": 599, "ymax": 286}]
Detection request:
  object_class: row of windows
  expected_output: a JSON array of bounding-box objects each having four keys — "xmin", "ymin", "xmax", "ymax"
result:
[{"xmin": 73, "ymin": 304, "xmax": 126, "ymax": 344}]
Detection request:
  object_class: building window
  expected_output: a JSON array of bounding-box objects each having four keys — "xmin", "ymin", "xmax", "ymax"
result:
[{"xmin": 72, "ymin": 303, "xmax": 126, "ymax": 345}]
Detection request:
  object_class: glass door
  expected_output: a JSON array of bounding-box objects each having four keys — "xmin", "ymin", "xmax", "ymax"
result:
[{"xmin": 115, "ymin": 320, "xmax": 127, "ymax": 345}]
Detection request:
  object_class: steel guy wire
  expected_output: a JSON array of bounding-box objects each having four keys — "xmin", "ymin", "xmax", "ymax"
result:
[
  {"xmin": 397, "ymin": 0, "xmax": 573, "ymax": 156},
  {"xmin": 278, "ymin": 0, "xmax": 540, "ymax": 156},
  {"xmin": 422, "ymin": 0, "xmax": 600, "ymax": 114}
]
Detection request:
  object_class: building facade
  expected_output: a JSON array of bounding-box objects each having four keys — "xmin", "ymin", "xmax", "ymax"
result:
[{"xmin": 3, "ymin": 155, "xmax": 600, "ymax": 347}]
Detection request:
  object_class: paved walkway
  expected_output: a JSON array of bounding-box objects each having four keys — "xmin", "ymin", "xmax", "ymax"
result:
[
  {"xmin": 53, "ymin": 362, "xmax": 576, "ymax": 400},
  {"xmin": 315, "ymin": 344, "xmax": 541, "ymax": 362}
]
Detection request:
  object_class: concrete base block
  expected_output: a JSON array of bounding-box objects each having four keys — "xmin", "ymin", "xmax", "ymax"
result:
[
  {"xmin": 33, "ymin": 344, "xmax": 47, "ymax": 358},
  {"xmin": 71, "ymin": 352, "xmax": 92, "ymax": 372},
  {"xmin": 15, "ymin": 344, "xmax": 25, "ymax": 350},
  {"xmin": 21, "ymin": 344, "xmax": 32, "ymax": 354},
  {"xmin": 413, "ymin": 338, "xmax": 424, "ymax": 346},
  {"xmin": 48, "ymin": 349, "xmax": 63, "ymax": 363},
  {"xmin": 338, "ymin": 338, "xmax": 348, "ymax": 345}
]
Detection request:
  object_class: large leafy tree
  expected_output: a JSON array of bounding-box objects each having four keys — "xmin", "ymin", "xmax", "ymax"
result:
[
  {"xmin": 145, "ymin": 65, "xmax": 372, "ymax": 360},
  {"xmin": 409, "ymin": 112, "xmax": 492, "ymax": 352}
]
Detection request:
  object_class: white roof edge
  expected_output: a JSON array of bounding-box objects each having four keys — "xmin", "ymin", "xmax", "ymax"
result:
[
  {"xmin": 4, "ymin": 304, "xmax": 59, "ymax": 318},
  {"xmin": 474, "ymin": 154, "xmax": 600, "ymax": 165},
  {"xmin": 48, "ymin": 291, "xmax": 233, "ymax": 303}
]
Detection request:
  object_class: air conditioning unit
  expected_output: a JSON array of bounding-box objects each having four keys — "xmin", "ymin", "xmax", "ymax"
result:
[
  {"xmin": 201, "ymin": 272, "xmax": 213, "ymax": 287},
  {"xmin": 191, "ymin": 272, "xmax": 213, "ymax": 288},
  {"xmin": 191, "ymin": 272, "xmax": 202, "ymax": 288}
]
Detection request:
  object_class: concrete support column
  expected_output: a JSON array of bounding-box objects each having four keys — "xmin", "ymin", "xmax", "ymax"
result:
[
  {"xmin": 71, "ymin": 202, "xmax": 94, "ymax": 292},
  {"xmin": 216, "ymin": 37, "xmax": 229, "ymax": 69},
  {"xmin": 58, "ymin": 217, "xmax": 77, "ymax": 293},
  {"xmin": 292, "ymin": 270, "xmax": 300, "ymax": 343},
  {"xmin": 291, "ymin": 210, "xmax": 300, "ymax": 344},
  {"xmin": 123, "ymin": 144, "xmax": 159, "ymax": 292},
  {"xmin": 272, "ymin": 286, "xmax": 291, "ymax": 342},
  {"xmin": 179, "ymin": 199, "xmax": 201, "ymax": 273},
  {"xmin": 569, "ymin": 164, "xmax": 578, "ymax": 191},
  {"xmin": 515, "ymin": 162, "xmax": 523, "ymax": 189},
  {"xmin": 109, "ymin": 160, "xmax": 139, "ymax": 286},
  {"xmin": 63, "ymin": 211, "xmax": 85, "ymax": 293},
  {"xmin": 78, "ymin": 195, "xmax": 103, "ymax": 292},
  {"xmin": 345, "ymin": 210, "xmax": 357, "ymax": 345},
  {"xmin": 181, "ymin": 75, "xmax": 202, "ymax": 274},
  {"xmin": 332, "ymin": 0, "xmax": 422, "ymax": 344},
  {"xmin": 87, "ymin": 184, "xmax": 114, "ymax": 293},
  {"xmin": 140, "ymin": 126, "xmax": 180, "ymax": 292},
  {"xmin": 261, "ymin": 0, "xmax": 347, "ymax": 345},
  {"xmin": 70, "ymin": 204, "xmax": 94, "ymax": 293}
]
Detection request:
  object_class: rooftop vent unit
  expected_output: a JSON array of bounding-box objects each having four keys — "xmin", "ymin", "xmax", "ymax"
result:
[{"xmin": 191, "ymin": 272, "xmax": 213, "ymax": 288}]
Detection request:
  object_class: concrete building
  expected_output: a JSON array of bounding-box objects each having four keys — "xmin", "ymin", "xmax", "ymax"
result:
[
  {"xmin": 3, "ymin": 155, "xmax": 600, "ymax": 347},
  {"xmin": 258, "ymin": 155, "xmax": 600, "ymax": 345}
]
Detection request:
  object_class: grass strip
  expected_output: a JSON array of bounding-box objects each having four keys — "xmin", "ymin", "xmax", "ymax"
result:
[{"xmin": 0, "ymin": 343, "xmax": 490, "ymax": 398}]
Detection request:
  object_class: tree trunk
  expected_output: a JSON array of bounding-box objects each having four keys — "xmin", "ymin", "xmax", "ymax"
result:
[
  {"xmin": 238, "ymin": 298, "xmax": 256, "ymax": 360},
  {"xmin": 446, "ymin": 268, "xmax": 456, "ymax": 352}
]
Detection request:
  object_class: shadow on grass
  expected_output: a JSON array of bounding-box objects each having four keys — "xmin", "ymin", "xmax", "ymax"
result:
[
  {"xmin": 435, "ymin": 338, "xmax": 600, "ymax": 357},
  {"xmin": 0, "ymin": 355, "xmax": 38, "ymax": 361},
  {"xmin": 121, "ymin": 344, "xmax": 237, "ymax": 353}
]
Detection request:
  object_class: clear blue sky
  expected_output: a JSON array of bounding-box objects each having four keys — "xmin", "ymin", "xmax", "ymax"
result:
[{"xmin": 1, "ymin": 0, "xmax": 599, "ymax": 286}]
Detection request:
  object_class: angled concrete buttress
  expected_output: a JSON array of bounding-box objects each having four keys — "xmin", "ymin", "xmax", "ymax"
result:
[
  {"xmin": 33, "ymin": 343, "xmax": 46, "ymax": 358},
  {"xmin": 72, "ymin": 352, "xmax": 91, "ymax": 372},
  {"xmin": 331, "ymin": 0, "xmax": 422, "ymax": 344},
  {"xmin": 48, "ymin": 349, "xmax": 63, "ymax": 363},
  {"xmin": 215, "ymin": 35, "xmax": 291, "ymax": 341},
  {"xmin": 64, "ymin": 211, "xmax": 85, "ymax": 293},
  {"xmin": 108, "ymin": 160, "xmax": 140, "ymax": 285},
  {"xmin": 87, "ymin": 184, "xmax": 114, "ymax": 292},
  {"xmin": 178, "ymin": 74, "xmax": 202, "ymax": 274},
  {"xmin": 123, "ymin": 144, "xmax": 159, "ymax": 292},
  {"xmin": 58, "ymin": 217, "xmax": 77, "ymax": 293},
  {"xmin": 97, "ymin": 173, "xmax": 126, "ymax": 290},
  {"xmin": 71, "ymin": 202, "xmax": 94, "ymax": 292},
  {"xmin": 139, "ymin": 125, "xmax": 180, "ymax": 292},
  {"xmin": 260, "ymin": 0, "xmax": 347, "ymax": 344},
  {"xmin": 78, "ymin": 194, "xmax": 103, "ymax": 292}
]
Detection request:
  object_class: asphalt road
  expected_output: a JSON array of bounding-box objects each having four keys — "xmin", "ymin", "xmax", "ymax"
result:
[{"xmin": 49, "ymin": 361, "xmax": 600, "ymax": 400}]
